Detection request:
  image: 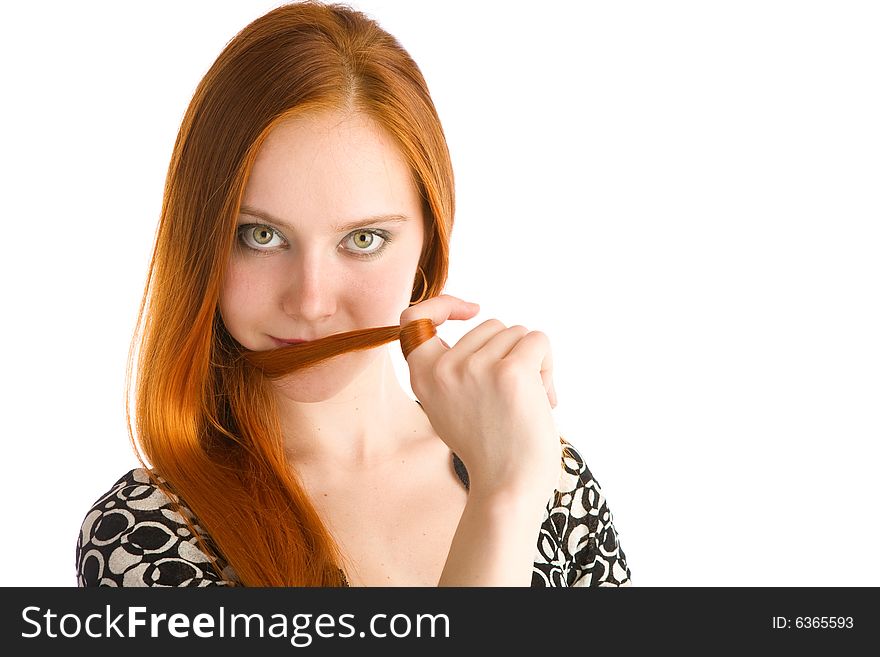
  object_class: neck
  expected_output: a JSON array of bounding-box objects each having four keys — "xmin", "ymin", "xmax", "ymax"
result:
[{"xmin": 273, "ymin": 346, "xmax": 423, "ymax": 471}]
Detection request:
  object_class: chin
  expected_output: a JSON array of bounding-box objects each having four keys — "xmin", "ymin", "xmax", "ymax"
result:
[{"xmin": 270, "ymin": 348, "xmax": 380, "ymax": 402}]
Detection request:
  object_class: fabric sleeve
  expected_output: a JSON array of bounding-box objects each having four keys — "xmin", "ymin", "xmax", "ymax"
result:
[
  {"xmin": 75, "ymin": 468, "xmax": 234, "ymax": 587},
  {"xmin": 557, "ymin": 444, "xmax": 632, "ymax": 587}
]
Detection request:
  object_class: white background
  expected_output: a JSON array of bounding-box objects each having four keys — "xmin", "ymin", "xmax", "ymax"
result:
[{"xmin": 1, "ymin": 1, "xmax": 877, "ymax": 586}]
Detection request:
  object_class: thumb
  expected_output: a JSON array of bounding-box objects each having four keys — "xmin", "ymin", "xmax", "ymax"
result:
[{"xmin": 398, "ymin": 294, "xmax": 479, "ymax": 366}]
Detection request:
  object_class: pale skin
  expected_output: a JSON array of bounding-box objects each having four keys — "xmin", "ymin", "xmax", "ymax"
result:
[{"xmin": 219, "ymin": 109, "xmax": 561, "ymax": 586}]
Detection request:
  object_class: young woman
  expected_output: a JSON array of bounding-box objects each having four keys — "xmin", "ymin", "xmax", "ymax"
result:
[{"xmin": 75, "ymin": 0, "xmax": 631, "ymax": 587}]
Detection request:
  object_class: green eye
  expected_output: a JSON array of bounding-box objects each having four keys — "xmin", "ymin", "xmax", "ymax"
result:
[
  {"xmin": 343, "ymin": 229, "xmax": 391, "ymax": 259},
  {"xmin": 237, "ymin": 224, "xmax": 285, "ymax": 252},
  {"xmin": 351, "ymin": 230, "xmax": 375, "ymax": 249},
  {"xmin": 251, "ymin": 226, "xmax": 275, "ymax": 245}
]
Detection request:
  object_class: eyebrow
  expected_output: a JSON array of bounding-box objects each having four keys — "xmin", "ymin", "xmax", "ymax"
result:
[{"xmin": 238, "ymin": 205, "xmax": 410, "ymax": 233}]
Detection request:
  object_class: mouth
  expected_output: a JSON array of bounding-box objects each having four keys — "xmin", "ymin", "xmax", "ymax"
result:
[{"xmin": 269, "ymin": 336, "xmax": 310, "ymax": 348}]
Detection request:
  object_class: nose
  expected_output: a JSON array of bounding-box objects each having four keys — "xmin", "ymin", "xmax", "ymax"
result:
[{"xmin": 281, "ymin": 249, "xmax": 337, "ymax": 322}]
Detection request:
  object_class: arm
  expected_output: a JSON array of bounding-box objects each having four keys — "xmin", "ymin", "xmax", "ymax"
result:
[
  {"xmin": 563, "ymin": 457, "xmax": 632, "ymax": 587},
  {"xmin": 438, "ymin": 487, "xmax": 550, "ymax": 587},
  {"xmin": 76, "ymin": 469, "xmax": 234, "ymax": 587},
  {"xmin": 570, "ymin": 501, "xmax": 632, "ymax": 587}
]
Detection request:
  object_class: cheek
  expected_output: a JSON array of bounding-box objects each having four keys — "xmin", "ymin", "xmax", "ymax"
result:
[
  {"xmin": 218, "ymin": 262, "xmax": 258, "ymax": 327},
  {"xmin": 345, "ymin": 264, "xmax": 413, "ymax": 313}
]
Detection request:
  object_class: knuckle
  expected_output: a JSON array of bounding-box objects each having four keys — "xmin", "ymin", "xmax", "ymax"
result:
[
  {"xmin": 462, "ymin": 354, "xmax": 485, "ymax": 380},
  {"xmin": 493, "ymin": 359, "xmax": 523, "ymax": 384},
  {"xmin": 481, "ymin": 318, "xmax": 506, "ymax": 331},
  {"xmin": 527, "ymin": 329, "xmax": 549, "ymax": 345},
  {"xmin": 431, "ymin": 351, "xmax": 455, "ymax": 382}
]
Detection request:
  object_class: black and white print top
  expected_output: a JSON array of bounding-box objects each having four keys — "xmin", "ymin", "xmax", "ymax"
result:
[{"xmin": 76, "ymin": 440, "xmax": 631, "ymax": 587}]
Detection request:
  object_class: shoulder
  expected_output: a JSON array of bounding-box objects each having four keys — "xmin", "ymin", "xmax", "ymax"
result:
[
  {"xmin": 556, "ymin": 439, "xmax": 604, "ymax": 501},
  {"xmin": 75, "ymin": 468, "xmax": 236, "ymax": 587},
  {"xmin": 542, "ymin": 439, "xmax": 632, "ymax": 586}
]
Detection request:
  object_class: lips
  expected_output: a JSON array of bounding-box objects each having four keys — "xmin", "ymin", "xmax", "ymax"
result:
[{"xmin": 270, "ymin": 336, "xmax": 310, "ymax": 347}]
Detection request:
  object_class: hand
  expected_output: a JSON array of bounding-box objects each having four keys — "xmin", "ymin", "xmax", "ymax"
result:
[{"xmin": 400, "ymin": 294, "xmax": 562, "ymax": 504}]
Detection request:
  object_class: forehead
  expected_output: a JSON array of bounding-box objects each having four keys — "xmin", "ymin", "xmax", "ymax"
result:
[{"xmin": 243, "ymin": 111, "xmax": 421, "ymax": 225}]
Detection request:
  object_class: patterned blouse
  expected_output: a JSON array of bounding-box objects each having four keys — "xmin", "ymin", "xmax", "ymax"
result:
[{"xmin": 76, "ymin": 440, "xmax": 631, "ymax": 587}]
